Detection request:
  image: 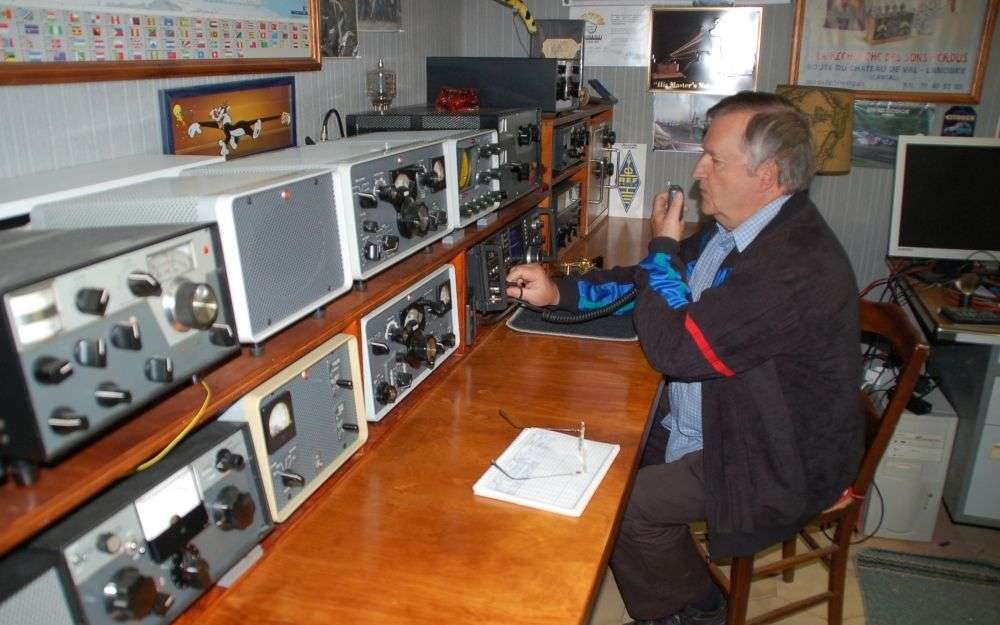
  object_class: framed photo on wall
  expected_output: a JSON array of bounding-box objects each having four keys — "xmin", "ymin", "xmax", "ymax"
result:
[
  {"xmin": 648, "ymin": 7, "xmax": 762, "ymax": 93},
  {"xmin": 790, "ymin": 0, "xmax": 999, "ymax": 102},
  {"xmin": 319, "ymin": 0, "xmax": 360, "ymax": 58},
  {"xmin": 160, "ymin": 77, "xmax": 296, "ymax": 160},
  {"xmin": 357, "ymin": 0, "xmax": 402, "ymax": 32}
]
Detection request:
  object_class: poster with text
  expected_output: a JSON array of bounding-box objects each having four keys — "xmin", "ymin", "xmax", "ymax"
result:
[
  {"xmin": 610, "ymin": 143, "xmax": 647, "ymax": 219},
  {"xmin": 852, "ymin": 101, "xmax": 935, "ymax": 168},
  {"xmin": 569, "ymin": 5, "xmax": 650, "ymax": 67}
]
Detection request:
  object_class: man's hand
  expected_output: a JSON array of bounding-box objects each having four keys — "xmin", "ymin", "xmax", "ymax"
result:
[
  {"xmin": 506, "ymin": 264, "xmax": 560, "ymax": 307},
  {"xmin": 650, "ymin": 187, "xmax": 685, "ymax": 241}
]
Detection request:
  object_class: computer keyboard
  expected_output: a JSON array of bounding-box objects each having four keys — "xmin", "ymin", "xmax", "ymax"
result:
[{"xmin": 940, "ymin": 306, "xmax": 1000, "ymax": 326}]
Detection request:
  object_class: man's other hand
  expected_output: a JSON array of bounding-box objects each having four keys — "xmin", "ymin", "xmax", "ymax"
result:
[
  {"xmin": 506, "ymin": 264, "xmax": 560, "ymax": 307},
  {"xmin": 650, "ymin": 187, "xmax": 685, "ymax": 241}
]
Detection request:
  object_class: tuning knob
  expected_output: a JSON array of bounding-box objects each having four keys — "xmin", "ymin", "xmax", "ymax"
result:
[
  {"xmin": 127, "ymin": 272, "xmax": 162, "ymax": 298},
  {"xmin": 48, "ymin": 407, "xmax": 89, "ymax": 434},
  {"xmin": 104, "ymin": 567, "xmax": 157, "ymax": 621},
  {"xmin": 397, "ymin": 199, "xmax": 431, "ymax": 238},
  {"xmin": 95, "ymin": 382, "xmax": 131, "ymax": 407},
  {"xmin": 34, "ymin": 356, "xmax": 73, "ymax": 384},
  {"xmin": 215, "ymin": 448, "xmax": 245, "ymax": 472},
  {"xmin": 213, "ymin": 485, "xmax": 255, "ymax": 531},
  {"xmin": 164, "ymin": 281, "xmax": 218, "ymax": 331},
  {"xmin": 173, "ymin": 545, "xmax": 211, "ymax": 589},
  {"xmin": 398, "ymin": 329, "xmax": 439, "ymax": 369},
  {"xmin": 376, "ymin": 184, "xmax": 406, "ymax": 208},
  {"xmin": 439, "ymin": 333, "xmax": 456, "ymax": 348},
  {"xmin": 364, "ymin": 240, "xmax": 382, "ymax": 261},
  {"xmin": 375, "ymin": 381, "xmax": 398, "ymax": 405},
  {"xmin": 76, "ymin": 288, "xmax": 110, "ymax": 316},
  {"xmin": 74, "ymin": 338, "xmax": 107, "ymax": 368},
  {"xmin": 110, "ymin": 320, "xmax": 142, "ymax": 351}
]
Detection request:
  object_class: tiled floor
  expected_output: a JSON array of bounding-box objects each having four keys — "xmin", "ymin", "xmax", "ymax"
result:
[{"xmin": 589, "ymin": 505, "xmax": 1000, "ymax": 625}]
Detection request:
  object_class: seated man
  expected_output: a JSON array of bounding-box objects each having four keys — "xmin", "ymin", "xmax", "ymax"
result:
[{"xmin": 507, "ymin": 92, "xmax": 863, "ymax": 625}]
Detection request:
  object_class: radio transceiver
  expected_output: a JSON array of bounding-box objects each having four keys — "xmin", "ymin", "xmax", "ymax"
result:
[
  {"xmin": 345, "ymin": 105, "xmax": 541, "ymax": 207},
  {"xmin": 30, "ymin": 170, "xmax": 350, "ymax": 347},
  {"xmin": 347, "ymin": 130, "xmax": 506, "ymax": 229},
  {"xmin": 553, "ymin": 121, "xmax": 589, "ymax": 172},
  {"xmin": 553, "ymin": 179, "xmax": 583, "ymax": 251},
  {"xmin": 361, "ymin": 264, "xmax": 460, "ymax": 422},
  {"xmin": 220, "ymin": 334, "xmax": 367, "ymax": 522},
  {"xmin": 31, "ymin": 422, "xmax": 272, "ymax": 625},
  {"xmin": 197, "ymin": 140, "xmax": 452, "ymax": 282},
  {"xmin": 0, "ymin": 226, "xmax": 238, "ymax": 480}
]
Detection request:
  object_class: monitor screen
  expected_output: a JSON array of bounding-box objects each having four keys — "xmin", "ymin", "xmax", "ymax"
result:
[{"xmin": 888, "ymin": 136, "xmax": 1000, "ymax": 261}]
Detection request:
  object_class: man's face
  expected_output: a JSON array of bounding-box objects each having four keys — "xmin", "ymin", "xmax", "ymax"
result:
[{"xmin": 692, "ymin": 110, "xmax": 761, "ymax": 230}]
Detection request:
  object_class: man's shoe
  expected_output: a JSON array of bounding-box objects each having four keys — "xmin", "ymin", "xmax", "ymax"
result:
[{"xmin": 678, "ymin": 597, "xmax": 727, "ymax": 625}]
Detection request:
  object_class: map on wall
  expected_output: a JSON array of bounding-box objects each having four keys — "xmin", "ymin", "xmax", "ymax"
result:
[{"xmin": 2, "ymin": 1, "xmax": 312, "ymax": 63}]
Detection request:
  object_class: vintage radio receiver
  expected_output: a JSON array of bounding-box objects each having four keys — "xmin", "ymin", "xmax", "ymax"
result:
[
  {"xmin": 0, "ymin": 550, "xmax": 77, "ymax": 625},
  {"xmin": 553, "ymin": 179, "xmax": 583, "ymax": 251},
  {"xmin": 0, "ymin": 226, "xmax": 238, "ymax": 474},
  {"xmin": 196, "ymin": 141, "xmax": 452, "ymax": 282},
  {"xmin": 345, "ymin": 105, "xmax": 541, "ymax": 207},
  {"xmin": 220, "ymin": 333, "xmax": 367, "ymax": 522},
  {"xmin": 31, "ymin": 422, "xmax": 272, "ymax": 625},
  {"xmin": 427, "ymin": 57, "xmax": 580, "ymax": 113},
  {"xmin": 553, "ymin": 121, "xmax": 589, "ymax": 172},
  {"xmin": 348, "ymin": 130, "xmax": 507, "ymax": 228},
  {"xmin": 361, "ymin": 264, "xmax": 459, "ymax": 422},
  {"xmin": 467, "ymin": 207, "xmax": 554, "ymax": 314},
  {"xmin": 30, "ymin": 171, "xmax": 350, "ymax": 346}
]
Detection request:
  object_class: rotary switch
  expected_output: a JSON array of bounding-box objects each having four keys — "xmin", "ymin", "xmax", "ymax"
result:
[
  {"xmin": 95, "ymin": 382, "xmax": 132, "ymax": 407},
  {"xmin": 213, "ymin": 485, "xmax": 255, "ymax": 531},
  {"xmin": 173, "ymin": 545, "xmax": 211, "ymax": 589},
  {"xmin": 164, "ymin": 281, "xmax": 218, "ymax": 331},
  {"xmin": 104, "ymin": 567, "xmax": 158, "ymax": 621},
  {"xmin": 144, "ymin": 357, "xmax": 174, "ymax": 383},
  {"xmin": 215, "ymin": 448, "xmax": 245, "ymax": 472},
  {"xmin": 34, "ymin": 356, "xmax": 73, "ymax": 384},
  {"xmin": 48, "ymin": 407, "xmax": 89, "ymax": 434},
  {"xmin": 74, "ymin": 338, "xmax": 107, "ymax": 368},
  {"xmin": 75, "ymin": 288, "xmax": 110, "ymax": 316},
  {"xmin": 127, "ymin": 272, "xmax": 162, "ymax": 298},
  {"xmin": 110, "ymin": 320, "xmax": 142, "ymax": 351},
  {"xmin": 375, "ymin": 381, "xmax": 398, "ymax": 405}
]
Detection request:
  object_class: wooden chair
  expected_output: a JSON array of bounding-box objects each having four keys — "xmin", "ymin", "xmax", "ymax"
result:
[{"xmin": 693, "ymin": 300, "xmax": 930, "ymax": 625}]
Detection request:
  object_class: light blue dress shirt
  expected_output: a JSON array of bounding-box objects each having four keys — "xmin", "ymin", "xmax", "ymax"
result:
[{"xmin": 662, "ymin": 195, "xmax": 791, "ymax": 462}]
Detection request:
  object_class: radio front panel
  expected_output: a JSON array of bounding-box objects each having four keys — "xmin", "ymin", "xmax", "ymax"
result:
[
  {"xmin": 361, "ymin": 264, "xmax": 460, "ymax": 422},
  {"xmin": 30, "ymin": 171, "xmax": 350, "ymax": 345},
  {"xmin": 335, "ymin": 143, "xmax": 452, "ymax": 280},
  {"xmin": 31, "ymin": 422, "xmax": 271, "ymax": 625},
  {"xmin": 552, "ymin": 121, "xmax": 589, "ymax": 172},
  {"xmin": 220, "ymin": 334, "xmax": 367, "ymax": 522},
  {"xmin": 0, "ymin": 226, "xmax": 238, "ymax": 464}
]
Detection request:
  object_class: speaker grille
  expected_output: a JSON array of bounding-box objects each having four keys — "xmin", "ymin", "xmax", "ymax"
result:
[
  {"xmin": 230, "ymin": 176, "xmax": 346, "ymax": 338},
  {"xmin": 352, "ymin": 115, "xmax": 414, "ymax": 130},
  {"xmin": 420, "ymin": 115, "xmax": 480, "ymax": 130},
  {"xmin": 0, "ymin": 568, "xmax": 76, "ymax": 625}
]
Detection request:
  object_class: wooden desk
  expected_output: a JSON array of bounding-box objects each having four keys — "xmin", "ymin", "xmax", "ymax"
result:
[
  {"xmin": 898, "ymin": 277, "xmax": 1000, "ymax": 346},
  {"xmin": 181, "ymin": 325, "xmax": 660, "ymax": 625}
]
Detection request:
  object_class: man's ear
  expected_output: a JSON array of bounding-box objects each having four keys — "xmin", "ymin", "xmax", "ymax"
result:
[{"xmin": 755, "ymin": 159, "xmax": 781, "ymax": 192}]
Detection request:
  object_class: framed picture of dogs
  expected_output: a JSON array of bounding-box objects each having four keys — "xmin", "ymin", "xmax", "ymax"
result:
[{"xmin": 160, "ymin": 77, "xmax": 297, "ymax": 160}]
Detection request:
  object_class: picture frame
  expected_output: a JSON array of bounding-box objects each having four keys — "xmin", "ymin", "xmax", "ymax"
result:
[
  {"xmin": 319, "ymin": 0, "xmax": 360, "ymax": 58},
  {"xmin": 648, "ymin": 7, "xmax": 762, "ymax": 94},
  {"xmin": 790, "ymin": 0, "xmax": 999, "ymax": 103},
  {"xmin": 0, "ymin": 1, "xmax": 321, "ymax": 86},
  {"xmin": 160, "ymin": 77, "xmax": 296, "ymax": 160}
]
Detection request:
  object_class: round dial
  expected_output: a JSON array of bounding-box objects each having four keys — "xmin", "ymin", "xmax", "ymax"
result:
[
  {"xmin": 401, "ymin": 304, "xmax": 425, "ymax": 331},
  {"xmin": 458, "ymin": 150, "xmax": 473, "ymax": 189},
  {"xmin": 268, "ymin": 400, "xmax": 293, "ymax": 439}
]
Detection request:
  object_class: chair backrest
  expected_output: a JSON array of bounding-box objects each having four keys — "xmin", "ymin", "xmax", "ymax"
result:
[{"xmin": 853, "ymin": 300, "xmax": 930, "ymax": 496}]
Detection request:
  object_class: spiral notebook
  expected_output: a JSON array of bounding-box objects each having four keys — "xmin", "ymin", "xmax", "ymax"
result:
[{"xmin": 472, "ymin": 428, "xmax": 620, "ymax": 517}]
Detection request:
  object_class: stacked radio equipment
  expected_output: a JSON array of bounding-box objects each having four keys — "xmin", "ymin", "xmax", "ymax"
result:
[
  {"xmin": 361, "ymin": 264, "xmax": 460, "ymax": 422},
  {"xmin": 345, "ymin": 105, "xmax": 541, "ymax": 207},
  {"xmin": 30, "ymin": 171, "xmax": 351, "ymax": 349},
  {"xmin": 0, "ymin": 226, "xmax": 238, "ymax": 484},
  {"xmin": 553, "ymin": 120, "xmax": 589, "ymax": 172},
  {"xmin": 426, "ymin": 57, "xmax": 580, "ymax": 113},
  {"xmin": 29, "ymin": 422, "xmax": 272, "ymax": 625},
  {"xmin": 553, "ymin": 179, "xmax": 583, "ymax": 251},
  {"xmin": 194, "ymin": 141, "xmax": 453, "ymax": 282},
  {"xmin": 220, "ymin": 334, "xmax": 367, "ymax": 522}
]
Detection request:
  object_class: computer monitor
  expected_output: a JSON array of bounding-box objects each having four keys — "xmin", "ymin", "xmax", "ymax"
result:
[{"xmin": 888, "ymin": 135, "xmax": 1000, "ymax": 262}]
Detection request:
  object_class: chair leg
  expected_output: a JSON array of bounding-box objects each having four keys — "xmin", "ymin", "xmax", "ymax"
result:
[
  {"xmin": 781, "ymin": 538, "xmax": 796, "ymax": 583},
  {"xmin": 827, "ymin": 514, "xmax": 856, "ymax": 625},
  {"xmin": 727, "ymin": 555, "xmax": 754, "ymax": 625}
]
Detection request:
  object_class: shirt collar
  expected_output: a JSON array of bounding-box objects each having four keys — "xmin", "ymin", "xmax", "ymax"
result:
[{"xmin": 716, "ymin": 194, "xmax": 791, "ymax": 253}]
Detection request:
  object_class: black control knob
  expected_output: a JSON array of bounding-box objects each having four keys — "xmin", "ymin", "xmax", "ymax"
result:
[
  {"xmin": 277, "ymin": 471, "xmax": 306, "ymax": 488},
  {"xmin": 209, "ymin": 322, "xmax": 237, "ymax": 347},
  {"xmin": 362, "ymin": 220, "xmax": 380, "ymax": 233},
  {"xmin": 376, "ymin": 184, "xmax": 406, "ymax": 208},
  {"xmin": 167, "ymin": 281, "xmax": 219, "ymax": 331},
  {"xmin": 335, "ymin": 379, "xmax": 354, "ymax": 389},
  {"xmin": 48, "ymin": 407, "xmax": 89, "ymax": 434},
  {"xmin": 398, "ymin": 329, "xmax": 439, "ymax": 369},
  {"xmin": 95, "ymin": 382, "xmax": 131, "ymax": 407},
  {"xmin": 439, "ymin": 333, "xmax": 456, "ymax": 348},
  {"xmin": 394, "ymin": 371, "xmax": 413, "ymax": 388},
  {"xmin": 110, "ymin": 320, "xmax": 142, "ymax": 351},
  {"xmin": 430, "ymin": 210, "xmax": 448, "ymax": 230},
  {"xmin": 508, "ymin": 162, "xmax": 530, "ymax": 181},
  {"xmin": 174, "ymin": 545, "xmax": 211, "ymax": 589},
  {"xmin": 603, "ymin": 160, "xmax": 615, "ymax": 177},
  {"xmin": 370, "ymin": 340, "xmax": 390, "ymax": 356},
  {"xmin": 76, "ymin": 288, "xmax": 109, "ymax": 316},
  {"xmin": 517, "ymin": 126, "xmax": 532, "ymax": 146},
  {"xmin": 478, "ymin": 169, "xmax": 501, "ymax": 184},
  {"xmin": 34, "ymin": 356, "xmax": 73, "ymax": 384},
  {"xmin": 213, "ymin": 485, "xmax": 256, "ymax": 530},
  {"xmin": 127, "ymin": 272, "xmax": 162, "ymax": 298},
  {"xmin": 364, "ymin": 240, "xmax": 382, "ymax": 261},
  {"xmin": 375, "ymin": 381, "xmax": 398, "ymax": 405},
  {"xmin": 342, "ymin": 422, "xmax": 360, "ymax": 433},
  {"xmin": 74, "ymin": 338, "xmax": 107, "ymax": 368},
  {"xmin": 421, "ymin": 171, "xmax": 446, "ymax": 192},
  {"xmin": 381, "ymin": 234, "xmax": 400, "ymax": 252},
  {"xmin": 397, "ymin": 199, "xmax": 431, "ymax": 239},
  {"xmin": 144, "ymin": 357, "xmax": 174, "ymax": 383},
  {"xmin": 357, "ymin": 193, "xmax": 378, "ymax": 209},
  {"xmin": 104, "ymin": 567, "xmax": 157, "ymax": 621},
  {"xmin": 215, "ymin": 448, "xmax": 246, "ymax": 472},
  {"xmin": 602, "ymin": 129, "xmax": 617, "ymax": 146}
]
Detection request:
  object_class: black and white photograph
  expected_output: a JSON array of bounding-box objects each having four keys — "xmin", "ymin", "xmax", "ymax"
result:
[
  {"xmin": 357, "ymin": 0, "xmax": 403, "ymax": 32},
  {"xmin": 320, "ymin": 0, "xmax": 360, "ymax": 58},
  {"xmin": 652, "ymin": 93, "xmax": 722, "ymax": 152}
]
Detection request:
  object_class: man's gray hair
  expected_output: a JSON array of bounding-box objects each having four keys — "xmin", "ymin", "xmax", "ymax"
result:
[{"xmin": 706, "ymin": 91, "xmax": 816, "ymax": 192}]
